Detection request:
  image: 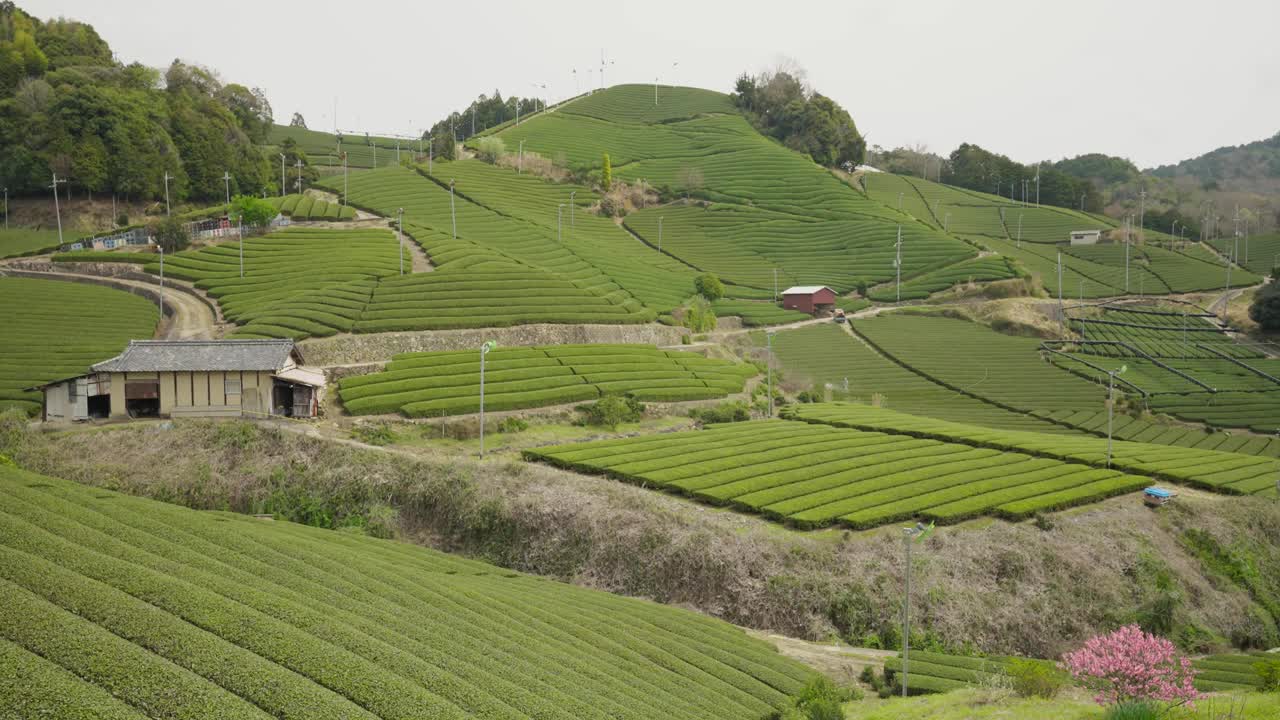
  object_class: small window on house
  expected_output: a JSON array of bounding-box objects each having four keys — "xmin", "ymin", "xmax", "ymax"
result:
[
  {"xmin": 224, "ymin": 377, "xmax": 242, "ymax": 395},
  {"xmin": 67, "ymin": 380, "xmax": 79, "ymax": 401}
]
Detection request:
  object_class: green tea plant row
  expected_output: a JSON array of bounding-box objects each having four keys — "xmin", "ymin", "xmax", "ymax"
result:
[
  {"xmin": 0, "ymin": 465, "xmax": 812, "ymax": 719},
  {"xmin": 710, "ymin": 300, "xmax": 811, "ymax": 326},
  {"xmin": 1047, "ymin": 354, "xmax": 1278, "ymax": 396},
  {"xmin": 853, "ymin": 314, "xmax": 1106, "ymax": 413},
  {"xmin": 0, "ymin": 278, "xmax": 158, "ymax": 415},
  {"xmin": 1210, "ymin": 233, "xmax": 1280, "ymax": 276},
  {"xmin": 340, "ymin": 344, "xmax": 756, "ymax": 417},
  {"xmin": 268, "ymin": 124, "xmax": 412, "ymax": 169},
  {"xmin": 420, "ymin": 159, "xmax": 708, "ymax": 312},
  {"xmin": 144, "ymin": 227, "xmax": 403, "ymax": 339},
  {"xmin": 785, "ymin": 403, "xmax": 1280, "ymax": 496},
  {"xmin": 1067, "ymin": 306, "xmax": 1256, "ymax": 359},
  {"xmin": 624, "ymin": 204, "xmax": 974, "ymax": 293},
  {"xmin": 526, "ymin": 418, "xmax": 1150, "ymax": 529},
  {"xmin": 317, "ymin": 166, "xmax": 666, "ymax": 319},
  {"xmin": 771, "ymin": 324, "xmax": 1076, "ymax": 434},
  {"xmin": 269, "ymin": 194, "xmax": 356, "ymax": 220},
  {"xmin": 0, "ymin": 228, "xmax": 69, "ymax": 258},
  {"xmin": 881, "ymin": 650, "xmax": 1270, "ymax": 695},
  {"xmin": 868, "ymin": 256, "xmax": 1018, "ymax": 302},
  {"xmin": 1147, "ymin": 391, "xmax": 1280, "ymax": 434},
  {"xmin": 1032, "ymin": 409, "xmax": 1280, "ymax": 458}
]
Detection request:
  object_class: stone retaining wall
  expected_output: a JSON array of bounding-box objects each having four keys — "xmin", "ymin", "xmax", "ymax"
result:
[{"xmin": 301, "ymin": 323, "xmax": 686, "ymax": 366}]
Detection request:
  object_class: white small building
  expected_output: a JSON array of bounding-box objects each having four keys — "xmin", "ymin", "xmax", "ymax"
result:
[{"xmin": 1069, "ymin": 230, "xmax": 1102, "ymax": 245}]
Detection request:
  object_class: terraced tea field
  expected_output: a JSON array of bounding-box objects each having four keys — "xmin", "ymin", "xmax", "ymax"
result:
[
  {"xmin": 0, "ymin": 278, "xmax": 158, "ymax": 415},
  {"xmin": 526, "ymin": 419, "xmax": 1149, "ymax": 529},
  {"xmin": 881, "ymin": 650, "xmax": 1270, "ymax": 695},
  {"xmin": 710, "ymin": 300, "xmax": 810, "ymax": 326},
  {"xmin": 0, "ymin": 465, "xmax": 811, "ymax": 719},
  {"xmin": 1210, "ymin": 232, "xmax": 1280, "ymax": 276},
  {"xmin": 317, "ymin": 166, "xmax": 665, "ymax": 320},
  {"xmin": 853, "ymin": 314, "xmax": 1106, "ymax": 412},
  {"xmin": 1033, "ymin": 409, "xmax": 1280, "ymax": 457},
  {"xmin": 341, "ymin": 344, "xmax": 755, "ymax": 416},
  {"xmin": 867, "ymin": 256, "xmax": 1019, "ymax": 301},
  {"xmin": 269, "ymin": 193, "xmax": 357, "ymax": 220},
  {"xmin": 145, "ymin": 227, "xmax": 404, "ymax": 339},
  {"xmin": 624, "ymin": 204, "xmax": 973, "ymax": 293},
  {"xmin": 1066, "ymin": 304, "xmax": 1252, "ymax": 359},
  {"xmin": 787, "ymin": 403, "xmax": 1279, "ymax": 495},
  {"xmin": 771, "ymin": 324, "xmax": 1076, "ymax": 434},
  {"xmin": 0, "ymin": 228, "xmax": 68, "ymax": 258},
  {"xmin": 268, "ymin": 124, "xmax": 412, "ymax": 169},
  {"xmin": 1148, "ymin": 391, "xmax": 1280, "ymax": 433}
]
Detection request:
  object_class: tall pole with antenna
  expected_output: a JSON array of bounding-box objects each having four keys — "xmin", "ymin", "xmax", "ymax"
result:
[
  {"xmin": 895, "ymin": 225, "xmax": 903, "ymax": 302},
  {"xmin": 222, "ymin": 171, "xmax": 232, "ymax": 206},
  {"xmin": 163, "ymin": 172, "xmax": 173, "ymax": 216},
  {"xmin": 50, "ymin": 173, "xmax": 66, "ymax": 245}
]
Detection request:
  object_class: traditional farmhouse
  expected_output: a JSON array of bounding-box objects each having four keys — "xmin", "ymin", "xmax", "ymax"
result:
[
  {"xmin": 781, "ymin": 285, "xmax": 837, "ymax": 314},
  {"xmin": 34, "ymin": 339, "xmax": 324, "ymax": 422},
  {"xmin": 1069, "ymin": 230, "xmax": 1102, "ymax": 245}
]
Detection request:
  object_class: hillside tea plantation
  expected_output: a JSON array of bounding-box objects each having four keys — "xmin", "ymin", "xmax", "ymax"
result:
[
  {"xmin": 786, "ymin": 403, "xmax": 1280, "ymax": 495},
  {"xmin": 770, "ymin": 324, "xmax": 1078, "ymax": 434},
  {"xmin": 525, "ymin": 419, "xmax": 1150, "ymax": 529},
  {"xmin": 0, "ymin": 466, "xmax": 812, "ymax": 719},
  {"xmin": 268, "ymin": 193, "xmax": 357, "ymax": 220},
  {"xmin": 340, "ymin": 344, "xmax": 756, "ymax": 416},
  {"xmin": 1031, "ymin": 409, "xmax": 1280, "ymax": 457},
  {"xmin": 0, "ymin": 278, "xmax": 158, "ymax": 415}
]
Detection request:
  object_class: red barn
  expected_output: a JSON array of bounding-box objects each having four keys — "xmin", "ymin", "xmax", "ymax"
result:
[{"xmin": 781, "ymin": 286, "xmax": 837, "ymax": 314}]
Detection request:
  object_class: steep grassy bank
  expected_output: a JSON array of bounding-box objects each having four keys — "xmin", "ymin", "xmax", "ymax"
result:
[{"xmin": 6, "ymin": 414, "xmax": 1278, "ymax": 658}]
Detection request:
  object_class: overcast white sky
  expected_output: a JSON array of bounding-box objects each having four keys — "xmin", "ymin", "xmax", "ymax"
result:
[{"xmin": 22, "ymin": 0, "xmax": 1280, "ymax": 169}]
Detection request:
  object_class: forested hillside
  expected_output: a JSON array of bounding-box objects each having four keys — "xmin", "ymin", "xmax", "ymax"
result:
[{"xmin": 0, "ymin": 1, "xmax": 273, "ymax": 203}]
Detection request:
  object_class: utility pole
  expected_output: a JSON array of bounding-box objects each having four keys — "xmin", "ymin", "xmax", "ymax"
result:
[
  {"xmin": 1057, "ymin": 251, "xmax": 1064, "ymax": 337},
  {"xmin": 50, "ymin": 173, "xmax": 67, "ymax": 245},
  {"xmin": 766, "ymin": 331, "xmax": 776, "ymax": 416},
  {"xmin": 1016, "ymin": 213, "xmax": 1023, "ymax": 247},
  {"xmin": 449, "ymin": 179, "xmax": 457, "ymax": 239},
  {"xmin": 397, "ymin": 207, "xmax": 404, "ymax": 275},
  {"xmin": 238, "ymin": 219, "xmax": 244, "ymax": 278},
  {"xmin": 943, "ymin": 212, "xmax": 951, "ymax": 233},
  {"xmin": 163, "ymin": 172, "xmax": 173, "ymax": 216},
  {"xmin": 222, "ymin": 171, "xmax": 232, "ymax": 206},
  {"xmin": 479, "ymin": 340, "xmax": 496, "ymax": 458},
  {"xmin": 557, "ymin": 203, "xmax": 564, "ymax": 243},
  {"xmin": 342, "ymin": 153, "xmax": 348, "ymax": 206},
  {"xmin": 897, "ymin": 192, "xmax": 903, "ymax": 211},
  {"xmin": 279, "ymin": 154, "xmax": 286, "ymax": 197},
  {"xmin": 1106, "ymin": 366, "xmax": 1127, "ymax": 468},
  {"xmin": 569, "ymin": 191, "xmax": 576, "ymax": 227},
  {"xmin": 895, "ymin": 225, "xmax": 903, "ymax": 302},
  {"xmin": 295, "ymin": 160, "xmax": 303, "ymax": 195},
  {"xmin": 428, "ymin": 135, "xmax": 433, "ymax": 174},
  {"xmin": 1138, "ymin": 189, "xmax": 1147, "ymax": 242},
  {"xmin": 157, "ymin": 245, "xmax": 166, "ymax": 320},
  {"xmin": 900, "ymin": 522, "xmax": 934, "ymax": 697},
  {"xmin": 518, "ymin": 139, "xmax": 525, "ymax": 174},
  {"xmin": 1124, "ymin": 222, "xmax": 1130, "ymax": 293},
  {"xmin": 1035, "ymin": 163, "xmax": 1040, "ymax": 206}
]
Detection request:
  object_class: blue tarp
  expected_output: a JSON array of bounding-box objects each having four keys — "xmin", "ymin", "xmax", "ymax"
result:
[{"xmin": 1144, "ymin": 487, "xmax": 1174, "ymax": 498}]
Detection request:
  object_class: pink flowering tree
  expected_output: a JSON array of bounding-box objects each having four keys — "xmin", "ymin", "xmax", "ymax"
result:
[{"xmin": 1062, "ymin": 625, "xmax": 1200, "ymax": 706}]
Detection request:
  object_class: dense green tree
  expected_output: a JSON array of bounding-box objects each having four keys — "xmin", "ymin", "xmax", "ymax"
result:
[
  {"xmin": 0, "ymin": 4, "xmax": 273, "ymax": 204},
  {"xmin": 602, "ymin": 153, "xmax": 612, "ymax": 191},
  {"xmin": 731, "ymin": 67, "xmax": 865, "ymax": 168},
  {"xmin": 944, "ymin": 143, "xmax": 1102, "ymax": 212},
  {"xmin": 150, "ymin": 215, "xmax": 189, "ymax": 253},
  {"xmin": 694, "ymin": 272, "xmax": 724, "ymax": 300},
  {"xmin": 1250, "ymin": 278, "xmax": 1280, "ymax": 331},
  {"xmin": 229, "ymin": 194, "xmax": 275, "ymax": 225}
]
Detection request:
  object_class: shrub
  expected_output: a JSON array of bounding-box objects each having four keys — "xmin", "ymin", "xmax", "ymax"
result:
[
  {"xmin": 1103, "ymin": 701, "xmax": 1160, "ymax": 720},
  {"xmin": 689, "ymin": 401, "xmax": 750, "ymax": 424},
  {"xmin": 695, "ymin": 272, "xmax": 725, "ymax": 300},
  {"xmin": 476, "ymin": 136, "xmax": 506, "ymax": 164},
  {"xmin": 1008, "ymin": 658, "xmax": 1069, "ymax": 699},
  {"xmin": 229, "ymin": 194, "xmax": 277, "ymax": 226},
  {"xmin": 116, "ymin": 211, "xmax": 130, "ymax": 226},
  {"xmin": 150, "ymin": 215, "xmax": 189, "ymax": 253},
  {"xmin": 576, "ymin": 394, "xmax": 644, "ymax": 429},
  {"xmin": 497, "ymin": 417, "xmax": 529, "ymax": 433},
  {"xmin": 599, "ymin": 194, "xmax": 623, "ymax": 218},
  {"xmin": 770, "ymin": 675, "xmax": 859, "ymax": 720},
  {"xmin": 351, "ymin": 423, "xmax": 396, "ymax": 446},
  {"xmin": 1255, "ymin": 659, "xmax": 1280, "ymax": 691},
  {"xmin": 682, "ymin": 296, "xmax": 716, "ymax": 332},
  {"xmin": 1062, "ymin": 625, "xmax": 1200, "ymax": 706}
]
